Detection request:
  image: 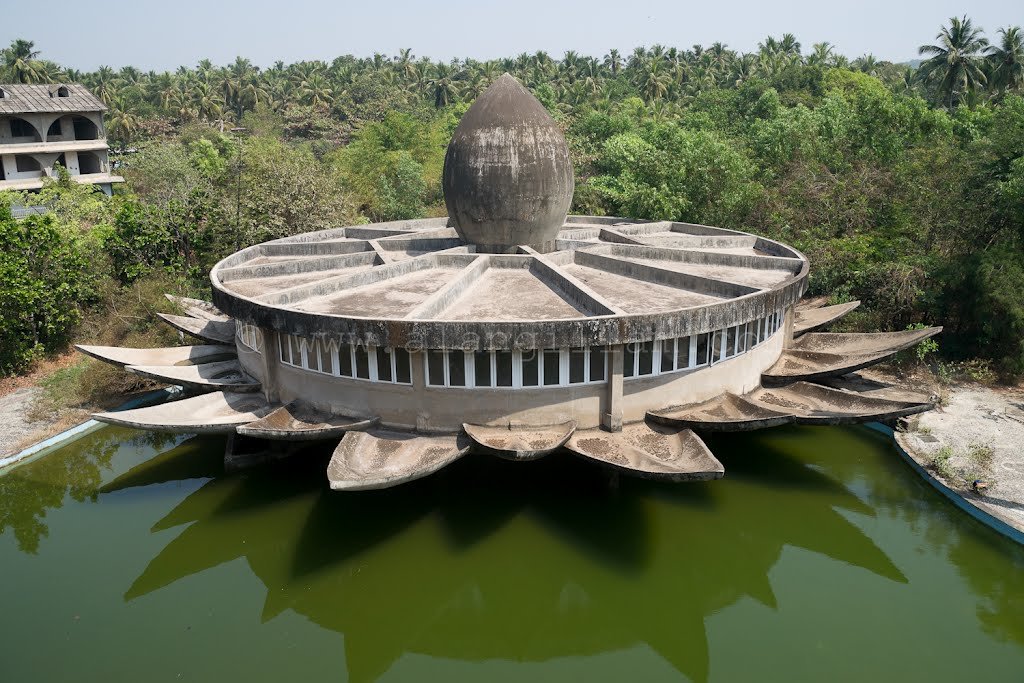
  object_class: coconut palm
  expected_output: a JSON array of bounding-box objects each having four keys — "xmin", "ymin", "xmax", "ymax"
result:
[
  {"xmin": 918, "ymin": 15, "xmax": 990, "ymax": 108},
  {"xmin": 807, "ymin": 42, "xmax": 835, "ymax": 67},
  {"xmin": 603, "ymin": 49, "xmax": 623, "ymax": 76},
  {"xmin": 2, "ymin": 39, "xmax": 45, "ymax": 83},
  {"xmin": 986, "ymin": 26, "xmax": 1024, "ymax": 95},
  {"xmin": 635, "ymin": 59, "xmax": 671, "ymax": 103},
  {"xmin": 426, "ymin": 63, "xmax": 462, "ymax": 108}
]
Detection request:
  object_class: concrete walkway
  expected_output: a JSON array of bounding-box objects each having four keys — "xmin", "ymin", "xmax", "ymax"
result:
[
  {"xmin": 0, "ymin": 387, "xmax": 44, "ymax": 458},
  {"xmin": 900, "ymin": 385, "xmax": 1024, "ymax": 535}
]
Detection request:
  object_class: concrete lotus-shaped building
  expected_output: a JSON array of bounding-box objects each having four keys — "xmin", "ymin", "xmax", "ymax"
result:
[{"xmin": 79, "ymin": 75, "xmax": 940, "ymax": 490}]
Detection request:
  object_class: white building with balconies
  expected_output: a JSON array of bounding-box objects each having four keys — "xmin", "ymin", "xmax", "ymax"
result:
[{"xmin": 0, "ymin": 83, "xmax": 123, "ymax": 195}]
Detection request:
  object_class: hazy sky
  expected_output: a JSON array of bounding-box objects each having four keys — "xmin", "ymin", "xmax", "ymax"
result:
[{"xmin": 2, "ymin": 1, "xmax": 1020, "ymax": 71}]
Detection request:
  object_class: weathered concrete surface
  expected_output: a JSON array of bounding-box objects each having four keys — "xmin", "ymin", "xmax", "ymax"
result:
[
  {"xmin": 93, "ymin": 391, "xmax": 271, "ymax": 434},
  {"xmin": 327, "ymin": 430, "xmax": 472, "ymax": 490},
  {"xmin": 126, "ymin": 359, "xmax": 260, "ymax": 392},
  {"xmin": 165, "ymin": 294, "xmax": 230, "ymax": 322},
  {"xmin": 747, "ymin": 381, "xmax": 933, "ymax": 424},
  {"xmin": 649, "ymin": 379, "xmax": 931, "ymax": 431},
  {"xmin": 763, "ymin": 327, "xmax": 942, "ymax": 384},
  {"xmin": 793, "ymin": 327, "xmax": 941, "ymax": 356},
  {"xmin": 209, "ymin": 216, "xmax": 810, "ymax": 350},
  {"xmin": 565, "ymin": 422, "xmax": 724, "ymax": 481},
  {"xmin": 443, "ymin": 74, "xmax": 573, "ymax": 253},
  {"xmin": 157, "ymin": 313, "xmax": 236, "ymax": 345},
  {"xmin": 900, "ymin": 385, "xmax": 1024, "ymax": 535},
  {"xmin": 792, "ymin": 300, "xmax": 860, "ymax": 336},
  {"xmin": 462, "ymin": 420, "xmax": 576, "ymax": 460},
  {"xmin": 237, "ymin": 400, "xmax": 379, "ymax": 441},
  {"xmin": 76, "ymin": 344, "xmax": 236, "ymax": 369},
  {"xmin": 816, "ymin": 373, "xmax": 934, "ymax": 404},
  {"xmin": 648, "ymin": 393, "xmax": 793, "ymax": 432}
]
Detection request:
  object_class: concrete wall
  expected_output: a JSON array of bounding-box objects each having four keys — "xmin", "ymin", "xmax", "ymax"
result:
[
  {"xmin": 622, "ymin": 329, "xmax": 784, "ymax": 420},
  {"xmin": 237, "ymin": 315, "xmax": 786, "ymax": 432}
]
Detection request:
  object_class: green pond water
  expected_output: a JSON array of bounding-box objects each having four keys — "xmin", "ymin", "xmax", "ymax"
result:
[{"xmin": 1, "ymin": 424, "xmax": 1023, "ymax": 682}]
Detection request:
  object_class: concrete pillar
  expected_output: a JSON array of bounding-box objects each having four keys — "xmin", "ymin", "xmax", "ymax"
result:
[
  {"xmin": 602, "ymin": 344, "xmax": 624, "ymax": 432},
  {"xmin": 783, "ymin": 305, "xmax": 796, "ymax": 349},
  {"xmin": 259, "ymin": 328, "xmax": 282, "ymax": 404}
]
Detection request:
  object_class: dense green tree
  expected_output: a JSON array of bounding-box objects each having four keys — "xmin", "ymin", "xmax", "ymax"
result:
[{"xmin": 0, "ymin": 196, "xmax": 100, "ymax": 373}]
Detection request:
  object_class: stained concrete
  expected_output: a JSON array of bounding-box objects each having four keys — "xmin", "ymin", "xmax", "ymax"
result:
[
  {"xmin": 565, "ymin": 422, "xmax": 724, "ymax": 481},
  {"xmin": 237, "ymin": 400, "xmax": 379, "ymax": 441},
  {"xmin": 327, "ymin": 430, "xmax": 472, "ymax": 490},
  {"xmin": 443, "ymin": 74, "xmax": 573, "ymax": 253},
  {"xmin": 76, "ymin": 344, "xmax": 236, "ymax": 369},
  {"xmin": 126, "ymin": 359, "xmax": 260, "ymax": 393},
  {"xmin": 157, "ymin": 313, "xmax": 235, "ymax": 345},
  {"xmin": 165, "ymin": 294, "xmax": 230, "ymax": 322},
  {"xmin": 792, "ymin": 300, "xmax": 860, "ymax": 336},
  {"xmin": 93, "ymin": 391, "xmax": 271, "ymax": 434},
  {"xmin": 462, "ymin": 420, "xmax": 576, "ymax": 460}
]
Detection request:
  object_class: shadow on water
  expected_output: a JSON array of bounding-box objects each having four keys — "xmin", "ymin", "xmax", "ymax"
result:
[
  {"xmin": 116, "ymin": 426, "xmax": 928, "ymax": 683},
  {"xmin": 5, "ymin": 423, "xmax": 1023, "ymax": 681}
]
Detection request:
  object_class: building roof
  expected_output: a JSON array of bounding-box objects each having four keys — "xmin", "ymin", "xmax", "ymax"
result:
[
  {"xmin": 209, "ymin": 215, "xmax": 810, "ymax": 351},
  {"xmin": 0, "ymin": 83, "xmax": 107, "ymax": 114}
]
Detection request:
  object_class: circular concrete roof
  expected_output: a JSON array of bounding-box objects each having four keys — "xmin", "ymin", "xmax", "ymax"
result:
[{"xmin": 210, "ymin": 215, "xmax": 809, "ymax": 351}]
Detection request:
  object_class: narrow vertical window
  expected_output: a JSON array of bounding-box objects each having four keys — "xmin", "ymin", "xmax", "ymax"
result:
[
  {"xmin": 711, "ymin": 331, "xmax": 724, "ymax": 364},
  {"xmin": 589, "ymin": 346, "xmax": 606, "ymax": 382},
  {"xmin": 676, "ymin": 337, "xmax": 690, "ymax": 369},
  {"xmin": 624, "ymin": 343, "xmax": 636, "ymax": 378},
  {"xmin": 290, "ymin": 335, "xmax": 302, "ymax": 366},
  {"xmin": 522, "ymin": 349, "xmax": 539, "ymax": 386},
  {"xmin": 660, "ymin": 339, "xmax": 676, "ymax": 373},
  {"xmin": 306, "ymin": 340, "xmax": 320, "ymax": 372},
  {"xmin": 394, "ymin": 348, "xmax": 411, "ymax": 384},
  {"xmin": 427, "ymin": 350, "xmax": 445, "ymax": 386},
  {"xmin": 474, "ymin": 351, "xmax": 492, "ymax": 387},
  {"xmin": 637, "ymin": 341, "xmax": 654, "ymax": 375},
  {"xmin": 495, "ymin": 351, "xmax": 514, "ymax": 387},
  {"xmin": 319, "ymin": 340, "xmax": 333, "ymax": 374},
  {"xmin": 569, "ymin": 348, "xmax": 587, "ymax": 384},
  {"xmin": 338, "ymin": 343, "xmax": 353, "ymax": 377},
  {"xmin": 696, "ymin": 333, "xmax": 710, "ymax": 366},
  {"xmin": 376, "ymin": 348, "xmax": 393, "ymax": 382},
  {"xmin": 354, "ymin": 346, "xmax": 370, "ymax": 379},
  {"xmin": 449, "ymin": 350, "xmax": 467, "ymax": 386},
  {"xmin": 543, "ymin": 349, "xmax": 561, "ymax": 385}
]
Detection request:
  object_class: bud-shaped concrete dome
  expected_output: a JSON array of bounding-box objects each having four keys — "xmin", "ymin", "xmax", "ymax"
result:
[{"xmin": 443, "ymin": 74, "xmax": 574, "ymax": 253}]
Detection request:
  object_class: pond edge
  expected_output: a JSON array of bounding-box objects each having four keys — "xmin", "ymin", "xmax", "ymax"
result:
[
  {"xmin": 866, "ymin": 422, "xmax": 1024, "ymax": 547},
  {"xmin": 0, "ymin": 387, "xmax": 181, "ymax": 476}
]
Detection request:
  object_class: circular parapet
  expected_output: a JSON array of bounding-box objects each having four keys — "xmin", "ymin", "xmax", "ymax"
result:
[{"xmin": 209, "ymin": 216, "xmax": 809, "ymax": 352}]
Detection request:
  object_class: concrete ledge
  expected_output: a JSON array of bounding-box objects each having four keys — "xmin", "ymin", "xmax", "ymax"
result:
[{"xmin": 866, "ymin": 422, "xmax": 1024, "ymax": 547}]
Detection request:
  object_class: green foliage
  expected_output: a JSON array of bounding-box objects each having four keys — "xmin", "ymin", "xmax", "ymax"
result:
[
  {"xmin": 0, "ymin": 196, "xmax": 100, "ymax": 373},
  {"xmin": 331, "ymin": 112, "xmax": 447, "ymax": 220},
  {"xmin": 588, "ymin": 124, "xmax": 759, "ymax": 226},
  {"xmin": 932, "ymin": 446, "xmax": 957, "ymax": 481}
]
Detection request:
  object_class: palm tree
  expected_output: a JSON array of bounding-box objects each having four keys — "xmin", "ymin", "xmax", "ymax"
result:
[
  {"xmin": 3, "ymin": 39, "xmax": 45, "ymax": 83},
  {"xmin": 603, "ymin": 49, "xmax": 623, "ymax": 76},
  {"xmin": 918, "ymin": 15, "xmax": 990, "ymax": 108},
  {"xmin": 807, "ymin": 42, "xmax": 835, "ymax": 67},
  {"xmin": 986, "ymin": 26, "xmax": 1024, "ymax": 95},
  {"xmin": 854, "ymin": 54, "xmax": 880, "ymax": 76},
  {"xmin": 635, "ymin": 59, "xmax": 671, "ymax": 103},
  {"xmin": 425, "ymin": 63, "xmax": 462, "ymax": 108}
]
